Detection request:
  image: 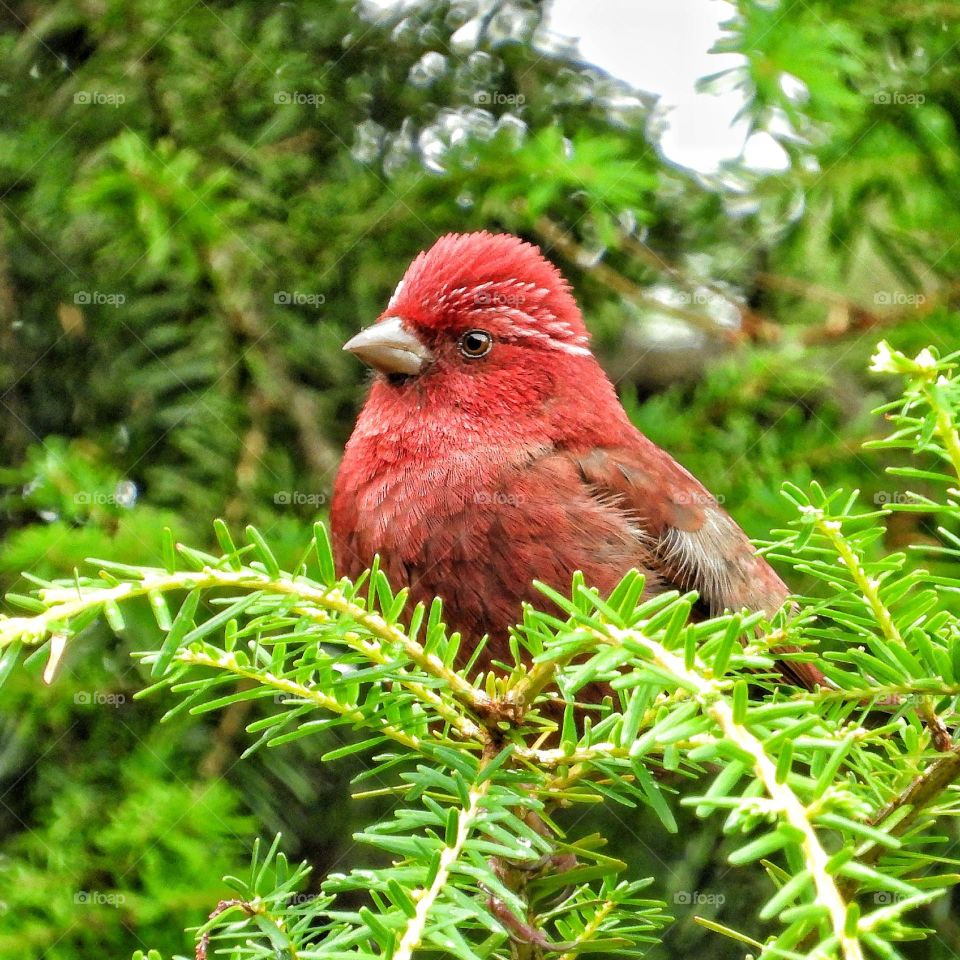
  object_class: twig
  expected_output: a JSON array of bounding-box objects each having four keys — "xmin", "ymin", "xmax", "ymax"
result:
[
  {"xmin": 536, "ymin": 219, "xmax": 958, "ymax": 350},
  {"xmin": 924, "ymin": 379, "xmax": 960, "ymax": 482},
  {"xmin": 533, "ymin": 217, "xmax": 743, "ymax": 344},
  {"xmin": 815, "ymin": 515, "xmax": 953, "ymax": 751},
  {"xmin": 224, "ymin": 392, "xmax": 270, "ymax": 525},
  {"xmin": 195, "ymin": 899, "xmax": 258, "ymax": 960},
  {"xmin": 206, "ymin": 243, "xmax": 340, "ymax": 480},
  {"xmin": 756, "ymin": 272, "xmax": 960, "ymax": 345},
  {"xmin": 865, "ymin": 744, "xmax": 960, "ymax": 864},
  {"xmin": 183, "ymin": 648, "xmax": 424, "ymax": 750},
  {"xmin": 394, "ymin": 779, "xmax": 490, "ymax": 960},
  {"xmin": 0, "ymin": 214, "xmax": 31, "ymax": 463},
  {"xmin": 600, "ymin": 624, "xmax": 864, "ymax": 960},
  {"xmin": 557, "ymin": 897, "xmax": 616, "ymax": 960},
  {"xmin": 0, "ymin": 565, "xmax": 494, "ymax": 737}
]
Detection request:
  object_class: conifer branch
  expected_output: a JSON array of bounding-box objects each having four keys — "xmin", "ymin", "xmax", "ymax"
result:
[
  {"xmin": 600, "ymin": 625, "xmax": 863, "ymax": 960},
  {"xmin": 813, "ymin": 511, "xmax": 952, "ymax": 751},
  {"xmin": 394, "ymin": 779, "xmax": 491, "ymax": 959}
]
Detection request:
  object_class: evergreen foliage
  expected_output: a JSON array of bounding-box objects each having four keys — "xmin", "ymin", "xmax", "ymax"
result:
[
  {"xmin": 3, "ymin": 344, "xmax": 960, "ymax": 958},
  {"xmin": 1, "ymin": 0, "xmax": 958, "ymax": 957}
]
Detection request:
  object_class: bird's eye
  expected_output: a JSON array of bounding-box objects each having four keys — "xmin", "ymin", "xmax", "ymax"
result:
[{"xmin": 458, "ymin": 329, "xmax": 493, "ymax": 359}]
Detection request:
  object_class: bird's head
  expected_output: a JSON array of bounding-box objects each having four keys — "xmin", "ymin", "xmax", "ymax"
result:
[{"xmin": 343, "ymin": 233, "xmax": 596, "ymax": 409}]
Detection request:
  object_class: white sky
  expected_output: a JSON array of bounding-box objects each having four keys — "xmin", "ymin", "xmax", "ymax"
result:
[{"xmin": 548, "ymin": 0, "xmax": 788, "ymax": 172}]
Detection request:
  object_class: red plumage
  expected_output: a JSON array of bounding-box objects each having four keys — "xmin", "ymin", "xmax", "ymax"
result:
[{"xmin": 331, "ymin": 232, "xmax": 823, "ymax": 690}]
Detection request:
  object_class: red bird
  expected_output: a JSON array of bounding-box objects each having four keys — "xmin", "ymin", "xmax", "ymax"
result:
[{"xmin": 331, "ymin": 232, "xmax": 823, "ymax": 690}]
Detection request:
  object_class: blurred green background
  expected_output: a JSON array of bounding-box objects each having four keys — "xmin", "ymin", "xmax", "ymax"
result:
[{"xmin": 0, "ymin": 0, "xmax": 957, "ymax": 956}]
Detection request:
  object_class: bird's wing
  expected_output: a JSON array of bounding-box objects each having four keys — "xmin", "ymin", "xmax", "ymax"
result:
[{"xmin": 566, "ymin": 442, "xmax": 823, "ymax": 689}]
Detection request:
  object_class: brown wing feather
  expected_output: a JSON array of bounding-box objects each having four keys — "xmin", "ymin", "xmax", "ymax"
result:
[{"xmin": 568, "ymin": 444, "xmax": 824, "ymax": 690}]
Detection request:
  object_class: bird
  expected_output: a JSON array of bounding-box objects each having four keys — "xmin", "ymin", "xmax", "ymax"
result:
[{"xmin": 330, "ymin": 232, "xmax": 824, "ymax": 691}]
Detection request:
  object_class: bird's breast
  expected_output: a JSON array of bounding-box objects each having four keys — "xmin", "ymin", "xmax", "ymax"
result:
[{"xmin": 331, "ymin": 422, "xmax": 655, "ymax": 654}]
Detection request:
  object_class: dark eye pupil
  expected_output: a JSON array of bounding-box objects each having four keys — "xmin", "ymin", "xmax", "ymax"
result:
[{"xmin": 460, "ymin": 330, "xmax": 491, "ymax": 357}]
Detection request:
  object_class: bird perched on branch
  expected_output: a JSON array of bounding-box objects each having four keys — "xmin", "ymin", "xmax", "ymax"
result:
[{"xmin": 331, "ymin": 232, "xmax": 823, "ymax": 691}]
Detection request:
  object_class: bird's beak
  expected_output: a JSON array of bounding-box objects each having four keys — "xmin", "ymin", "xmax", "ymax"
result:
[{"xmin": 343, "ymin": 316, "xmax": 433, "ymax": 377}]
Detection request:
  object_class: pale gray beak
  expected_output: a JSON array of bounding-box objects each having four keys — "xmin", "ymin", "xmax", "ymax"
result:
[{"xmin": 343, "ymin": 316, "xmax": 433, "ymax": 376}]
